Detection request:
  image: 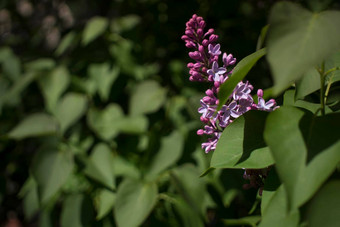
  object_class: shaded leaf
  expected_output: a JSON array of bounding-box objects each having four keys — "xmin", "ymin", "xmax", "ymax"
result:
[
  {"xmin": 84, "ymin": 143, "xmax": 115, "ymax": 190},
  {"xmin": 114, "ymin": 179, "xmax": 158, "ymax": 227},
  {"xmin": 304, "ymin": 180, "xmax": 340, "ymax": 227},
  {"xmin": 259, "ymin": 185, "xmax": 299, "ymax": 227},
  {"xmin": 8, "ymin": 113, "xmax": 58, "ymax": 139},
  {"xmin": 267, "ymin": 2, "xmax": 340, "ymax": 94},
  {"xmin": 55, "ymin": 32, "xmax": 77, "ymax": 56},
  {"xmin": 61, "ymin": 194, "xmax": 93, "ymax": 227},
  {"xmin": 146, "ymin": 131, "xmax": 184, "ymax": 180},
  {"xmin": 223, "ymin": 216, "xmax": 261, "ymax": 227},
  {"xmin": 218, "ymin": 48, "xmax": 266, "ymax": 110},
  {"xmin": 211, "ymin": 111, "xmax": 274, "ymax": 169},
  {"xmin": 119, "ymin": 115, "xmax": 148, "ymax": 134}
]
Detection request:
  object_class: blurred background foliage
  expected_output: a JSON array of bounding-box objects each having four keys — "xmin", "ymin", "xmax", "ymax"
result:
[{"xmin": 0, "ymin": 0, "xmax": 339, "ymax": 226}]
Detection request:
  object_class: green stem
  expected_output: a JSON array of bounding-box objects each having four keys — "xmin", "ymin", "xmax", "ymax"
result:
[
  {"xmin": 324, "ymin": 72, "xmax": 335, "ymax": 105},
  {"xmin": 324, "ymin": 66, "xmax": 340, "ymax": 77},
  {"xmin": 319, "ymin": 62, "xmax": 325, "ymax": 116}
]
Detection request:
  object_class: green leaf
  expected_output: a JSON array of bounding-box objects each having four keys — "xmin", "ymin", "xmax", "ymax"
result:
[
  {"xmin": 24, "ymin": 58, "xmax": 56, "ymax": 71},
  {"xmin": 38, "ymin": 66, "xmax": 70, "ymax": 113},
  {"xmin": 172, "ymin": 196, "xmax": 205, "ymax": 227},
  {"xmin": 94, "ymin": 189, "xmax": 116, "ymax": 220},
  {"xmin": 114, "ymin": 179, "xmax": 158, "ymax": 227},
  {"xmin": 84, "ymin": 143, "xmax": 115, "ymax": 190},
  {"xmin": 119, "ymin": 115, "xmax": 148, "ymax": 134},
  {"xmin": 171, "ymin": 164, "xmax": 207, "ymax": 217},
  {"xmin": 256, "ymin": 25, "xmax": 269, "ymax": 51},
  {"xmin": 110, "ymin": 14, "xmax": 141, "ymax": 33},
  {"xmin": 55, "ymin": 31, "xmax": 77, "ymax": 56},
  {"xmin": 261, "ymin": 168, "xmax": 281, "ymax": 215},
  {"xmin": 0, "ymin": 47, "xmax": 21, "ymax": 81},
  {"xmin": 325, "ymin": 50, "xmax": 340, "ymax": 83},
  {"xmin": 146, "ymin": 131, "xmax": 184, "ymax": 180},
  {"xmin": 87, "ymin": 104, "xmax": 124, "ymax": 140},
  {"xmin": 304, "ymin": 180, "xmax": 340, "ymax": 227},
  {"xmin": 267, "ymin": 2, "xmax": 340, "ymax": 95},
  {"xmin": 223, "ymin": 216, "xmax": 261, "ymax": 227},
  {"xmin": 54, "ymin": 93, "xmax": 87, "ymax": 134},
  {"xmin": 82, "ymin": 17, "xmax": 108, "ymax": 45},
  {"xmin": 8, "ymin": 113, "xmax": 58, "ymax": 139},
  {"xmin": 211, "ymin": 111, "xmax": 274, "ymax": 169},
  {"xmin": 112, "ymin": 155, "xmax": 141, "ymax": 179},
  {"xmin": 129, "ymin": 80, "xmax": 166, "ymax": 116},
  {"xmin": 217, "ymin": 48, "xmax": 266, "ymax": 110},
  {"xmin": 295, "ymin": 68, "xmax": 320, "ymax": 100},
  {"xmin": 259, "ymin": 185, "xmax": 299, "ymax": 227},
  {"xmin": 19, "ymin": 177, "xmax": 39, "ymax": 220},
  {"xmin": 31, "ymin": 147, "xmax": 74, "ymax": 204},
  {"xmin": 61, "ymin": 194, "xmax": 93, "ymax": 227},
  {"xmin": 88, "ymin": 63, "xmax": 119, "ymax": 101},
  {"xmin": 264, "ymin": 107, "xmax": 340, "ymax": 209}
]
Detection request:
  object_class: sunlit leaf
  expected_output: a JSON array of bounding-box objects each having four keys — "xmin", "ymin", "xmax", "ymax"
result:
[
  {"xmin": 267, "ymin": 2, "xmax": 340, "ymax": 94},
  {"xmin": 114, "ymin": 179, "xmax": 158, "ymax": 227},
  {"xmin": 211, "ymin": 111, "xmax": 274, "ymax": 169},
  {"xmin": 8, "ymin": 113, "xmax": 58, "ymax": 139}
]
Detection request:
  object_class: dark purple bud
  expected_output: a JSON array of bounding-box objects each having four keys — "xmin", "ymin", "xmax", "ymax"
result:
[
  {"xmin": 187, "ymin": 63, "xmax": 194, "ymax": 68},
  {"xmin": 197, "ymin": 28, "xmax": 203, "ymax": 37},
  {"xmin": 198, "ymin": 44, "xmax": 204, "ymax": 53},
  {"xmin": 209, "ymin": 34, "xmax": 218, "ymax": 42},
  {"xmin": 199, "ymin": 21, "xmax": 206, "ymax": 29},
  {"xmin": 185, "ymin": 41, "xmax": 196, "ymax": 48}
]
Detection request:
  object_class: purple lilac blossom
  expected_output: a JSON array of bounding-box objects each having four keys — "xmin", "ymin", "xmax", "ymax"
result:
[
  {"xmin": 182, "ymin": 14, "xmax": 278, "ymax": 151},
  {"xmin": 183, "ymin": 14, "xmax": 279, "ymax": 192}
]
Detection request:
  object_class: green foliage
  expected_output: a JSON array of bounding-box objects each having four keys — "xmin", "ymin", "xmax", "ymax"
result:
[
  {"xmin": 114, "ymin": 179, "xmax": 158, "ymax": 227},
  {"xmin": 267, "ymin": 1, "xmax": 340, "ymax": 95},
  {"xmin": 1, "ymin": 1, "xmax": 340, "ymax": 226}
]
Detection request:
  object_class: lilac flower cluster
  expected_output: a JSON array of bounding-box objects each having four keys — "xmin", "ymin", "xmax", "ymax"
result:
[
  {"xmin": 182, "ymin": 14, "xmax": 278, "ymax": 154},
  {"xmin": 182, "ymin": 15, "xmax": 278, "ymax": 192}
]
